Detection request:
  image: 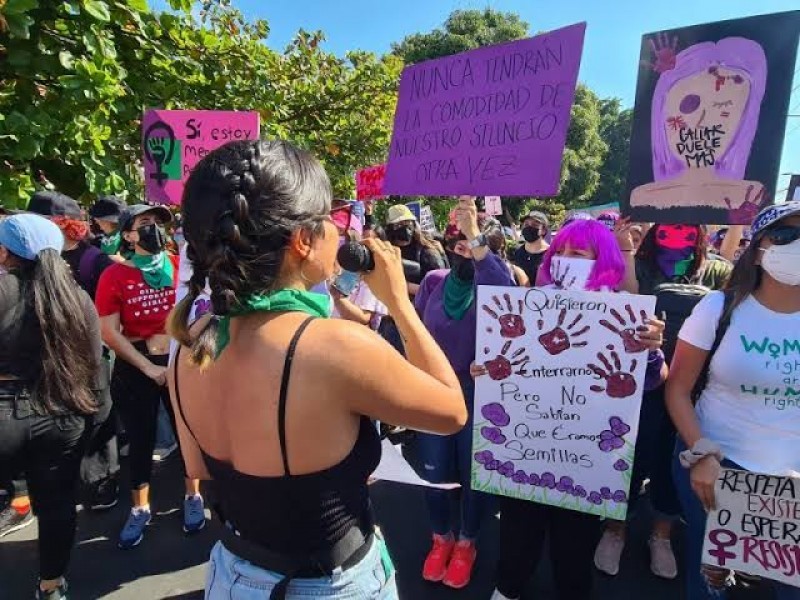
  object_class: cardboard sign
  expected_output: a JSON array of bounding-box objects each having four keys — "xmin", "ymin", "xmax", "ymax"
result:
[
  {"xmin": 702, "ymin": 469, "xmax": 800, "ymax": 586},
  {"xmin": 420, "ymin": 205, "xmax": 436, "ymax": 235},
  {"xmin": 624, "ymin": 12, "xmax": 800, "ymax": 224},
  {"xmin": 484, "ymin": 196, "xmax": 503, "ymax": 216},
  {"xmin": 472, "ymin": 286, "xmax": 655, "ymax": 519},
  {"xmin": 143, "ymin": 110, "xmax": 260, "ymax": 205},
  {"xmin": 355, "ymin": 164, "xmax": 387, "ymax": 200},
  {"xmin": 383, "ymin": 23, "xmax": 586, "ymax": 197}
]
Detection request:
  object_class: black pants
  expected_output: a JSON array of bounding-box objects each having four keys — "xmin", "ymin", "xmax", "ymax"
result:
[
  {"xmin": 111, "ymin": 346, "xmax": 183, "ymax": 491},
  {"xmin": 0, "ymin": 382, "xmax": 88, "ymax": 580},
  {"xmin": 496, "ymin": 496, "xmax": 600, "ymax": 600}
]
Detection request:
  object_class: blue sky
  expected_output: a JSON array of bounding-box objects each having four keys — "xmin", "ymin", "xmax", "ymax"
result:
[{"xmin": 154, "ymin": 0, "xmax": 800, "ymax": 197}]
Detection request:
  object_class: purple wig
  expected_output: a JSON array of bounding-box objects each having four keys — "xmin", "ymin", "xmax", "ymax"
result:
[
  {"xmin": 539, "ymin": 220, "xmax": 626, "ymax": 291},
  {"xmin": 651, "ymin": 38, "xmax": 767, "ymax": 181}
]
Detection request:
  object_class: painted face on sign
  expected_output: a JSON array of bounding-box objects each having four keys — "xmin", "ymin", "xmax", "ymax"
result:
[
  {"xmin": 664, "ymin": 66, "xmax": 750, "ymax": 171},
  {"xmin": 655, "ymin": 224, "xmax": 699, "ymax": 250}
]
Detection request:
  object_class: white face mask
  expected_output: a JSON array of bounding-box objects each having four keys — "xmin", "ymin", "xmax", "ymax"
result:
[
  {"xmin": 550, "ymin": 256, "xmax": 596, "ymax": 290},
  {"xmin": 760, "ymin": 239, "xmax": 800, "ymax": 286}
]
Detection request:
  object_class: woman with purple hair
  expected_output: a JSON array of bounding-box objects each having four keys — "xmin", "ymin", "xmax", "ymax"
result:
[
  {"xmin": 485, "ymin": 219, "xmax": 667, "ymax": 600},
  {"xmin": 631, "ymin": 38, "xmax": 768, "ymax": 221}
]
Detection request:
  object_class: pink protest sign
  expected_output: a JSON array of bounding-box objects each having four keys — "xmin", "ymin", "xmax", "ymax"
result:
[
  {"xmin": 355, "ymin": 164, "xmax": 387, "ymax": 200},
  {"xmin": 143, "ymin": 109, "xmax": 260, "ymax": 205},
  {"xmin": 383, "ymin": 23, "xmax": 585, "ymax": 197}
]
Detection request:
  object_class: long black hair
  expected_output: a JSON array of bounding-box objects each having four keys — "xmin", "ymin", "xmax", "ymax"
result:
[
  {"xmin": 169, "ymin": 140, "xmax": 333, "ymax": 368},
  {"xmin": 15, "ymin": 249, "xmax": 97, "ymax": 414}
]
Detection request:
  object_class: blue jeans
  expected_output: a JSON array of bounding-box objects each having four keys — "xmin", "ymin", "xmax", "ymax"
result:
[
  {"xmin": 415, "ymin": 377, "xmax": 492, "ymax": 539},
  {"xmin": 205, "ymin": 535, "xmax": 398, "ymax": 599},
  {"xmin": 673, "ymin": 439, "xmax": 800, "ymax": 600}
]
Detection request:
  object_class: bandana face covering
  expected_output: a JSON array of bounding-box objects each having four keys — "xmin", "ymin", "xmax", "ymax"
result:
[
  {"xmin": 655, "ymin": 225, "xmax": 697, "ymax": 279},
  {"xmin": 550, "ymin": 256, "xmax": 595, "ymax": 290},
  {"xmin": 52, "ymin": 217, "xmax": 90, "ymax": 242}
]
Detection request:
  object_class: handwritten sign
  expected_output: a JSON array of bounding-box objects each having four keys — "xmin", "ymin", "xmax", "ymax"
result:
[
  {"xmin": 484, "ymin": 196, "xmax": 503, "ymax": 216},
  {"xmin": 383, "ymin": 23, "xmax": 586, "ymax": 197},
  {"xmin": 472, "ymin": 286, "xmax": 655, "ymax": 519},
  {"xmin": 702, "ymin": 469, "xmax": 800, "ymax": 586},
  {"xmin": 355, "ymin": 164, "xmax": 387, "ymax": 200},
  {"xmin": 420, "ymin": 205, "xmax": 436, "ymax": 235},
  {"xmin": 143, "ymin": 110, "xmax": 260, "ymax": 205}
]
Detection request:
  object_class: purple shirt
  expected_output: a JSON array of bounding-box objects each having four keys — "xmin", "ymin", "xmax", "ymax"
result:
[{"xmin": 415, "ymin": 253, "xmax": 514, "ymax": 377}]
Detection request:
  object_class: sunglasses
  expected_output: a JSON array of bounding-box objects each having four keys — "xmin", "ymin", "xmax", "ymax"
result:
[{"xmin": 762, "ymin": 224, "xmax": 800, "ymax": 246}]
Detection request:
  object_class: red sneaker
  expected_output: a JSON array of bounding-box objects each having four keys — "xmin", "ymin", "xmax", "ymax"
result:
[
  {"xmin": 422, "ymin": 534, "xmax": 455, "ymax": 582},
  {"xmin": 443, "ymin": 540, "xmax": 477, "ymax": 589}
]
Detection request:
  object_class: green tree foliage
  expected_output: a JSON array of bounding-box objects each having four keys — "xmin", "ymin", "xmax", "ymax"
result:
[
  {"xmin": 588, "ymin": 98, "xmax": 633, "ymax": 206},
  {"xmin": 0, "ymin": 0, "xmax": 401, "ymax": 208}
]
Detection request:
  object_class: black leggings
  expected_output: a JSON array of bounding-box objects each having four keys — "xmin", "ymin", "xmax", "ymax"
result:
[
  {"xmin": 0, "ymin": 382, "xmax": 88, "ymax": 579},
  {"xmin": 496, "ymin": 496, "xmax": 600, "ymax": 600},
  {"xmin": 111, "ymin": 346, "xmax": 183, "ymax": 491}
]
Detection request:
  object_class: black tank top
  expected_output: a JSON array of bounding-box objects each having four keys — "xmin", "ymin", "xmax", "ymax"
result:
[{"xmin": 174, "ymin": 317, "xmax": 381, "ymax": 555}]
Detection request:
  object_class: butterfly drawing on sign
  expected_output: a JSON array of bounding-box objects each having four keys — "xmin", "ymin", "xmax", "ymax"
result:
[
  {"xmin": 481, "ymin": 293, "xmax": 526, "ymax": 339},
  {"xmin": 537, "ymin": 309, "xmax": 590, "ymax": 356},
  {"xmin": 588, "ymin": 346, "xmax": 638, "ymax": 399},
  {"xmin": 599, "ymin": 305, "xmax": 650, "ymax": 353}
]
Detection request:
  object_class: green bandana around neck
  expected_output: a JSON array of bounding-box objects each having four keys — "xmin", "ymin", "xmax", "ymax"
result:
[
  {"xmin": 674, "ymin": 255, "xmax": 694, "ymax": 278},
  {"xmin": 100, "ymin": 231, "xmax": 121, "ymax": 255},
  {"xmin": 216, "ymin": 289, "xmax": 331, "ymax": 355},
  {"xmin": 131, "ymin": 251, "xmax": 174, "ymax": 290},
  {"xmin": 442, "ymin": 272, "xmax": 475, "ymax": 321}
]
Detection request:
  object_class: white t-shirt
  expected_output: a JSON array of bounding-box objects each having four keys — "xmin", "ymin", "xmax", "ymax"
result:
[
  {"xmin": 170, "ymin": 245, "xmax": 211, "ymax": 362},
  {"xmin": 331, "ymin": 279, "xmax": 387, "ymax": 330},
  {"xmin": 679, "ymin": 291, "xmax": 800, "ymax": 475}
]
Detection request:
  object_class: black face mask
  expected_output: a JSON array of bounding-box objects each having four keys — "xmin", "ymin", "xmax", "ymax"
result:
[
  {"xmin": 90, "ymin": 222, "xmax": 104, "ymax": 236},
  {"xmin": 135, "ymin": 223, "xmax": 167, "ymax": 254},
  {"xmin": 521, "ymin": 226, "xmax": 542, "ymax": 243},
  {"xmin": 388, "ymin": 225, "xmax": 413, "ymax": 244},
  {"xmin": 450, "ymin": 254, "xmax": 475, "ymax": 281}
]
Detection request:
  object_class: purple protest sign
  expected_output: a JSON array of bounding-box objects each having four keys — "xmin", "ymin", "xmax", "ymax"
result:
[
  {"xmin": 143, "ymin": 109, "xmax": 260, "ymax": 205},
  {"xmin": 383, "ymin": 23, "xmax": 585, "ymax": 197}
]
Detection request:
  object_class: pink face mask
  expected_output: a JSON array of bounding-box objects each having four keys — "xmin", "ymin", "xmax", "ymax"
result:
[{"xmin": 654, "ymin": 225, "xmax": 699, "ymax": 250}]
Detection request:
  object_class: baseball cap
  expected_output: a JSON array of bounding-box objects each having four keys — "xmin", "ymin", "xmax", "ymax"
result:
[
  {"xmin": 386, "ymin": 204, "xmax": 416, "ymax": 225},
  {"xmin": 0, "ymin": 213, "xmax": 64, "ymax": 260},
  {"xmin": 89, "ymin": 195, "xmax": 127, "ymax": 222},
  {"xmin": 524, "ymin": 211, "xmax": 550, "ymax": 229},
  {"xmin": 751, "ymin": 202, "xmax": 800, "ymax": 237},
  {"xmin": 27, "ymin": 190, "xmax": 82, "ymax": 218},
  {"xmin": 119, "ymin": 204, "xmax": 173, "ymax": 232}
]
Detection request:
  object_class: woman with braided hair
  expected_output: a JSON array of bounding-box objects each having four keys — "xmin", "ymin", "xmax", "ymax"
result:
[
  {"xmin": 168, "ymin": 140, "xmax": 466, "ymax": 599},
  {"xmin": 95, "ymin": 204, "xmax": 205, "ymax": 550}
]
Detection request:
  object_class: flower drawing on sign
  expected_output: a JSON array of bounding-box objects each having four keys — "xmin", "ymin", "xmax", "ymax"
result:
[
  {"xmin": 537, "ymin": 309, "xmax": 590, "ymax": 355},
  {"xmin": 599, "ymin": 305, "xmax": 650, "ymax": 353},
  {"xmin": 498, "ymin": 461, "xmax": 515, "ymax": 478},
  {"xmin": 512, "ymin": 470, "xmax": 528, "ymax": 484},
  {"xmin": 474, "ymin": 450, "xmax": 494, "ymax": 465},
  {"xmin": 598, "ymin": 416, "xmax": 631, "ymax": 452},
  {"xmin": 600, "ymin": 487, "xmax": 613, "ymax": 500},
  {"xmin": 539, "ymin": 472, "xmax": 557, "ymax": 489},
  {"xmin": 587, "ymin": 491, "xmax": 604, "ymax": 505},
  {"xmin": 193, "ymin": 297, "xmax": 211, "ymax": 320},
  {"xmin": 482, "ymin": 340, "xmax": 530, "ymax": 381},
  {"xmin": 481, "ymin": 293, "xmax": 527, "ymax": 338},
  {"xmin": 481, "ymin": 426, "xmax": 507, "ymax": 445},
  {"xmin": 612, "ymin": 490, "xmax": 628, "ymax": 503},
  {"xmin": 481, "ymin": 403, "xmax": 511, "ymax": 427},
  {"xmin": 614, "ymin": 459, "xmax": 630, "ymax": 472},
  {"xmin": 556, "ymin": 476, "xmax": 574, "ymax": 493},
  {"xmin": 588, "ymin": 347, "xmax": 638, "ymax": 398}
]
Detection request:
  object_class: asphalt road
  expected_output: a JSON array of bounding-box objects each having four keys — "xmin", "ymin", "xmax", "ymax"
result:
[{"xmin": 1, "ymin": 453, "xmax": 775, "ymax": 599}]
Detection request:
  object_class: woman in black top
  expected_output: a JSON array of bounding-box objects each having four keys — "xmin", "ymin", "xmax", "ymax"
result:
[
  {"xmin": 0, "ymin": 214, "xmax": 102, "ymax": 600},
  {"xmin": 168, "ymin": 140, "xmax": 467, "ymax": 599}
]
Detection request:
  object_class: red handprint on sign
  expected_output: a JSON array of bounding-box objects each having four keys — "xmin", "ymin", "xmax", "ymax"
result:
[
  {"xmin": 483, "ymin": 340, "xmax": 530, "ymax": 381},
  {"xmin": 537, "ymin": 309, "xmax": 590, "ymax": 356},
  {"xmin": 589, "ymin": 347, "xmax": 638, "ymax": 399},
  {"xmin": 599, "ymin": 305, "xmax": 649, "ymax": 354},
  {"xmin": 641, "ymin": 33, "xmax": 679, "ymax": 74},
  {"xmin": 725, "ymin": 184, "xmax": 767, "ymax": 226},
  {"xmin": 482, "ymin": 293, "xmax": 526, "ymax": 339}
]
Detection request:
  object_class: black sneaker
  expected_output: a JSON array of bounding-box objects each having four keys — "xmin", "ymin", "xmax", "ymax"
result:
[
  {"xmin": 36, "ymin": 579, "xmax": 68, "ymax": 599},
  {"xmin": 0, "ymin": 504, "xmax": 34, "ymax": 538},
  {"xmin": 87, "ymin": 477, "xmax": 118, "ymax": 512}
]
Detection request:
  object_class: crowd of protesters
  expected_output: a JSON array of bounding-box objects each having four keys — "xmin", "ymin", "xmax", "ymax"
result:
[{"xmin": 1, "ymin": 139, "xmax": 799, "ymax": 600}]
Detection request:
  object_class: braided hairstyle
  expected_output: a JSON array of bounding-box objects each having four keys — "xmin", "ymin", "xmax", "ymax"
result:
[{"xmin": 168, "ymin": 140, "xmax": 333, "ymax": 367}]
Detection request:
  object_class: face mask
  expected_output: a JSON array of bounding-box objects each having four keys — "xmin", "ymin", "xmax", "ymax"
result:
[
  {"xmin": 550, "ymin": 256, "xmax": 595, "ymax": 290},
  {"xmin": 388, "ymin": 225, "xmax": 413, "ymax": 244},
  {"xmin": 760, "ymin": 239, "xmax": 800, "ymax": 286},
  {"xmin": 90, "ymin": 222, "xmax": 104, "ymax": 236},
  {"xmin": 450, "ymin": 254, "xmax": 475, "ymax": 281},
  {"xmin": 655, "ymin": 224, "xmax": 698, "ymax": 250},
  {"xmin": 135, "ymin": 223, "xmax": 167, "ymax": 255},
  {"xmin": 521, "ymin": 226, "xmax": 541, "ymax": 243}
]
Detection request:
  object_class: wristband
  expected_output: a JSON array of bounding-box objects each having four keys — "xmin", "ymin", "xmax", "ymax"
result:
[{"xmin": 679, "ymin": 438, "xmax": 724, "ymax": 469}]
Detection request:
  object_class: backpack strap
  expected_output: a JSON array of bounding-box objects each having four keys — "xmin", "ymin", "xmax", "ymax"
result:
[{"xmin": 691, "ymin": 290, "xmax": 735, "ymax": 403}]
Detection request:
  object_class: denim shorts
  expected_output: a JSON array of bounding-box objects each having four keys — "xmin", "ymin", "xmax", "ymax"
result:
[{"xmin": 206, "ymin": 533, "xmax": 398, "ymax": 599}]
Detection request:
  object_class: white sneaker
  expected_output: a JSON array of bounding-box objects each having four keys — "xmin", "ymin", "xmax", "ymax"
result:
[
  {"xmin": 152, "ymin": 443, "xmax": 178, "ymax": 462},
  {"xmin": 649, "ymin": 535, "xmax": 678, "ymax": 579},
  {"xmin": 594, "ymin": 529, "xmax": 625, "ymax": 576},
  {"xmin": 490, "ymin": 590, "xmax": 516, "ymax": 600}
]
